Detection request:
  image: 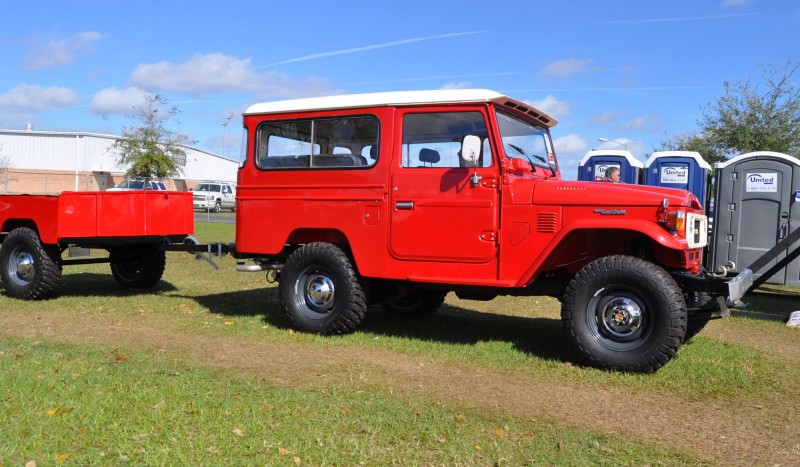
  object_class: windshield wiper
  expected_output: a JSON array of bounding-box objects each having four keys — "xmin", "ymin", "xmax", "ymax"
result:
[{"xmin": 506, "ymin": 143, "xmax": 547, "ymax": 165}]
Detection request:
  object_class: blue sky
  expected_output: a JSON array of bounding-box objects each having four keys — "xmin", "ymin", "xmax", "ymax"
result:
[{"xmin": 1, "ymin": 0, "xmax": 798, "ymax": 178}]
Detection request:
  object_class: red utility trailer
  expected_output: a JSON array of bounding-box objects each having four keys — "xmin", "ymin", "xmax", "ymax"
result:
[{"xmin": 0, "ymin": 190, "xmax": 193, "ymax": 299}]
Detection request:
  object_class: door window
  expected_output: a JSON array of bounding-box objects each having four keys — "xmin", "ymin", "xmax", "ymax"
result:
[{"xmin": 401, "ymin": 112, "xmax": 492, "ymax": 168}]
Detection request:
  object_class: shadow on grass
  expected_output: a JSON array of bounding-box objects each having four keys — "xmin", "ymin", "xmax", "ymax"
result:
[
  {"xmin": 54, "ymin": 273, "xmax": 178, "ymax": 297},
  {"xmin": 740, "ymin": 286, "xmax": 800, "ymax": 321},
  {"xmin": 188, "ymin": 287, "xmax": 573, "ymax": 365}
]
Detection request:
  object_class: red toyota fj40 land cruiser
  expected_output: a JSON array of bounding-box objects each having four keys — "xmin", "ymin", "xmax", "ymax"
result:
[{"xmin": 234, "ymin": 89, "xmax": 726, "ymax": 373}]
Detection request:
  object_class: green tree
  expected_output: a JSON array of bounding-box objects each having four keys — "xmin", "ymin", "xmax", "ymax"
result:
[
  {"xmin": 114, "ymin": 93, "xmax": 194, "ymax": 178},
  {"xmin": 660, "ymin": 60, "xmax": 800, "ymax": 162}
]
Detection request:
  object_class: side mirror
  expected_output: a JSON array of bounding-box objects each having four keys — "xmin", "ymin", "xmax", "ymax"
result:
[{"xmin": 460, "ymin": 135, "xmax": 481, "ymax": 166}]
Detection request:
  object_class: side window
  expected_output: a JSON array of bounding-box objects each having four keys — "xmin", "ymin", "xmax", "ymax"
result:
[
  {"xmin": 256, "ymin": 115, "xmax": 379, "ymax": 169},
  {"xmin": 401, "ymin": 112, "xmax": 492, "ymax": 168}
]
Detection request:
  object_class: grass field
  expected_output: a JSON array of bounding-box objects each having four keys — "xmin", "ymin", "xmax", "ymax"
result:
[{"xmin": 1, "ymin": 221, "xmax": 799, "ymax": 465}]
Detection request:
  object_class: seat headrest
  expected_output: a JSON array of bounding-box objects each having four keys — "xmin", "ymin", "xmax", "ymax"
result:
[{"xmin": 419, "ymin": 148, "xmax": 441, "ymax": 164}]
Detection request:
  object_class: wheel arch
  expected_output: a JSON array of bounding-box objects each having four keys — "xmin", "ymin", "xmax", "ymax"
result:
[
  {"xmin": 521, "ymin": 224, "xmax": 690, "ymax": 286},
  {"xmin": 1, "ymin": 219, "xmax": 40, "ymax": 243}
]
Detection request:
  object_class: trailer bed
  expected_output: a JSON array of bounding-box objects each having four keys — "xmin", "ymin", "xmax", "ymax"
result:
[{"xmin": 0, "ymin": 191, "xmax": 193, "ymax": 299}]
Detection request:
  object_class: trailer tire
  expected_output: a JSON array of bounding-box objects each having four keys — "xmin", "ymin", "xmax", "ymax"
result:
[
  {"xmin": 561, "ymin": 255, "xmax": 687, "ymax": 373},
  {"xmin": 382, "ymin": 290, "xmax": 446, "ymax": 315},
  {"xmin": 0, "ymin": 227, "xmax": 62, "ymax": 299},
  {"xmin": 110, "ymin": 247, "xmax": 166, "ymax": 288},
  {"xmin": 279, "ymin": 242, "xmax": 366, "ymax": 335}
]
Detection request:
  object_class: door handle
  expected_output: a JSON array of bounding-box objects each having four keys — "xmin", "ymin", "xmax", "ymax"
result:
[
  {"xmin": 395, "ymin": 201, "xmax": 414, "ymax": 210},
  {"xmin": 779, "ymin": 223, "xmax": 788, "ymax": 239}
]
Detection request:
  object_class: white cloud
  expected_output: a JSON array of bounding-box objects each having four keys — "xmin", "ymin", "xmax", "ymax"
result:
[
  {"xmin": 440, "ymin": 81, "xmax": 472, "ymax": 90},
  {"xmin": 620, "ymin": 114, "xmax": 664, "ymax": 132},
  {"xmin": 529, "ymin": 95, "xmax": 570, "ymax": 118},
  {"xmin": 539, "ymin": 58, "xmax": 593, "ymax": 78},
  {"xmin": 554, "ymin": 134, "xmax": 588, "ymax": 155},
  {"xmin": 130, "ymin": 53, "xmax": 336, "ymax": 99},
  {"xmin": 90, "ymin": 86, "xmax": 150, "ymax": 115},
  {"xmin": 0, "ymin": 84, "xmax": 79, "ymax": 112},
  {"xmin": 589, "ymin": 111, "xmax": 624, "ymax": 125},
  {"xmin": 552, "ymin": 134, "xmax": 589, "ymax": 180},
  {"xmin": 23, "ymin": 31, "xmax": 103, "ymax": 70}
]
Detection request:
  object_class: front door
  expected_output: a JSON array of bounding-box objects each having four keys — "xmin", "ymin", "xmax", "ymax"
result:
[{"xmin": 389, "ymin": 108, "xmax": 499, "ymax": 263}]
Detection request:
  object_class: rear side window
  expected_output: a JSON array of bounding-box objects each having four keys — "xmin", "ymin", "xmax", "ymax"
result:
[{"xmin": 256, "ymin": 115, "xmax": 379, "ymax": 169}]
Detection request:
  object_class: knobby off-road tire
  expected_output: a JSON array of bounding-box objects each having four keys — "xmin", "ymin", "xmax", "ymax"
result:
[
  {"xmin": 382, "ymin": 290, "xmax": 447, "ymax": 315},
  {"xmin": 0, "ymin": 227, "xmax": 62, "ymax": 299},
  {"xmin": 110, "ymin": 247, "xmax": 166, "ymax": 288},
  {"xmin": 561, "ymin": 255, "xmax": 687, "ymax": 373},
  {"xmin": 279, "ymin": 242, "xmax": 367, "ymax": 335}
]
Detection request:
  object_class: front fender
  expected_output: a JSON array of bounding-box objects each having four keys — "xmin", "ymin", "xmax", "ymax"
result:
[{"xmin": 516, "ymin": 219, "xmax": 689, "ymax": 287}]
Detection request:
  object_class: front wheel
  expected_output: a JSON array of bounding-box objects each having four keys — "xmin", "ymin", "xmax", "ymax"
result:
[
  {"xmin": 110, "ymin": 247, "xmax": 166, "ymax": 288},
  {"xmin": 279, "ymin": 242, "xmax": 367, "ymax": 335},
  {"xmin": 561, "ymin": 255, "xmax": 687, "ymax": 373},
  {"xmin": 0, "ymin": 227, "xmax": 62, "ymax": 299},
  {"xmin": 213, "ymin": 200, "xmax": 222, "ymax": 213}
]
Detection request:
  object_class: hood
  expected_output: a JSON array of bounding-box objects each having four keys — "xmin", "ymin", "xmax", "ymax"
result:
[{"xmin": 533, "ymin": 180, "xmax": 700, "ymax": 208}]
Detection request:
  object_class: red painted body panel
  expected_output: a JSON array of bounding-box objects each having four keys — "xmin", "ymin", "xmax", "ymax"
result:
[
  {"xmin": 0, "ymin": 191, "xmax": 193, "ymax": 244},
  {"xmin": 237, "ymin": 100, "xmax": 704, "ymax": 289}
]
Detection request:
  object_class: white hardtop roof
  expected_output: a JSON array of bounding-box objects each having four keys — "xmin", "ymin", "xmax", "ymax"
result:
[
  {"xmin": 645, "ymin": 151, "xmax": 711, "ymax": 170},
  {"xmin": 244, "ymin": 89, "xmax": 558, "ymax": 127},
  {"xmin": 714, "ymin": 151, "xmax": 800, "ymax": 169},
  {"xmin": 578, "ymin": 149, "xmax": 643, "ymax": 168}
]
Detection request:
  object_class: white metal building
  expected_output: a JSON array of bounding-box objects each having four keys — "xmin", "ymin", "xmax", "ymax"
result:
[{"xmin": 0, "ymin": 128, "xmax": 237, "ymax": 193}]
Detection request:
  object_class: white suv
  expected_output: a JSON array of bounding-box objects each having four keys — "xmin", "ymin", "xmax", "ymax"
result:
[{"xmin": 192, "ymin": 182, "xmax": 236, "ymax": 212}]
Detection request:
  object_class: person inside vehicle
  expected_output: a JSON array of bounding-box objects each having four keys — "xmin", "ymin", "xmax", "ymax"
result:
[{"xmin": 604, "ymin": 166, "xmax": 621, "ymax": 183}]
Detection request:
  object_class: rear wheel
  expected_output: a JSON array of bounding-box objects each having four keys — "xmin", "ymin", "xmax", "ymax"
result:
[
  {"xmin": 561, "ymin": 255, "xmax": 687, "ymax": 373},
  {"xmin": 110, "ymin": 247, "xmax": 166, "ymax": 288},
  {"xmin": 279, "ymin": 242, "xmax": 367, "ymax": 335},
  {"xmin": 0, "ymin": 227, "xmax": 62, "ymax": 299}
]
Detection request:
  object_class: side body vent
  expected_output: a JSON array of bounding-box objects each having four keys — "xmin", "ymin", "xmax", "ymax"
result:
[{"xmin": 537, "ymin": 212, "xmax": 561, "ymax": 233}]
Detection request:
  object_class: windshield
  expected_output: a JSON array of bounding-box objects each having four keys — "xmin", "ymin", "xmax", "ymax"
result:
[
  {"xmin": 495, "ymin": 109, "xmax": 555, "ymax": 171},
  {"xmin": 196, "ymin": 184, "xmax": 221, "ymax": 192}
]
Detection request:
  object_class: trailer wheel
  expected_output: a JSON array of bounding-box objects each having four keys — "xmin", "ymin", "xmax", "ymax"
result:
[
  {"xmin": 382, "ymin": 290, "xmax": 446, "ymax": 315},
  {"xmin": 561, "ymin": 255, "xmax": 687, "ymax": 373},
  {"xmin": 279, "ymin": 242, "xmax": 367, "ymax": 335},
  {"xmin": 0, "ymin": 227, "xmax": 62, "ymax": 299},
  {"xmin": 110, "ymin": 247, "xmax": 166, "ymax": 288}
]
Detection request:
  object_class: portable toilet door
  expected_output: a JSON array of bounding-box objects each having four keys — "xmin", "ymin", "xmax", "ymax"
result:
[
  {"xmin": 710, "ymin": 151, "xmax": 800, "ymax": 286},
  {"xmin": 643, "ymin": 151, "xmax": 712, "ymax": 207},
  {"xmin": 577, "ymin": 150, "xmax": 643, "ymax": 184}
]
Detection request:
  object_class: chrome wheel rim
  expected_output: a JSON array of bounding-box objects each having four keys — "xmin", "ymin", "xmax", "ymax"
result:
[
  {"xmin": 293, "ymin": 266, "xmax": 336, "ymax": 320},
  {"xmin": 586, "ymin": 287, "xmax": 650, "ymax": 351},
  {"xmin": 8, "ymin": 246, "xmax": 35, "ymax": 286}
]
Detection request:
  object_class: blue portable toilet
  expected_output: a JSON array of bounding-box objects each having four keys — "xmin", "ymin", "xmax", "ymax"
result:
[
  {"xmin": 643, "ymin": 151, "xmax": 712, "ymax": 207},
  {"xmin": 577, "ymin": 150, "xmax": 643, "ymax": 184}
]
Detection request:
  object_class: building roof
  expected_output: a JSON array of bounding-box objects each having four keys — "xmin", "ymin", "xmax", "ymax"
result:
[
  {"xmin": 0, "ymin": 128, "xmax": 233, "ymax": 162},
  {"xmin": 244, "ymin": 89, "xmax": 558, "ymax": 127}
]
